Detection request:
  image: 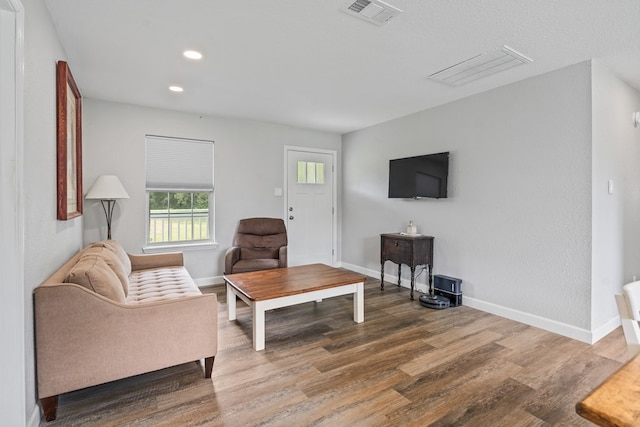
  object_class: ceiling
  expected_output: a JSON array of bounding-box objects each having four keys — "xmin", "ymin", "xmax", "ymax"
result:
[{"xmin": 44, "ymin": 0, "xmax": 640, "ymax": 134}]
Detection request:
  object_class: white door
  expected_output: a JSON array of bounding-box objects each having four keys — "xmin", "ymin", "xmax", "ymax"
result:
[{"xmin": 286, "ymin": 148, "xmax": 335, "ymax": 266}]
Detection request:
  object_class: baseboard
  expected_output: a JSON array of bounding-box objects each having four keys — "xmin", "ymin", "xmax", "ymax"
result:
[
  {"xmin": 195, "ymin": 276, "xmax": 224, "ymax": 287},
  {"xmin": 462, "ymin": 296, "xmax": 594, "ymax": 343},
  {"xmin": 340, "ymin": 262, "xmax": 431, "ymax": 294},
  {"xmin": 27, "ymin": 404, "xmax": 40, "ymax": 427},
  {"xmin": 592, "ymin": 314, "xmax": 621, "ymax": 343},
  {"xmin": 340, "ymin": 262, "xmax": 618, "ymax": 345}
]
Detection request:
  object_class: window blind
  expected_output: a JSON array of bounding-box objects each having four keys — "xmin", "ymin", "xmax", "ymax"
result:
[{"xmin": 145, "ymin": 135, "xmax": 214, "ymax": 191}]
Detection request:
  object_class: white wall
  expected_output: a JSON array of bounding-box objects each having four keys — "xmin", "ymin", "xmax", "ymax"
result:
[
  {"xmin": 16, "ymin": 11, "xmax": 640, "ymax": 423},
  {"xmin": 21, "ymin": 0, "xmax": 85, "ymax": 424},
  {"xmin": 591, "ymin": 60, "xmax": 640, "ymax": 335},
  {"xmin": 0, "ymin": 1, "xmax": 25, "ymax": 425},
  {"xmin": 82, "ymin": 99, "xmax": 341, "ymax": 280},
  {"xmin": 342, "ymin": 62, "xmax": 595, "ymax": 340}
]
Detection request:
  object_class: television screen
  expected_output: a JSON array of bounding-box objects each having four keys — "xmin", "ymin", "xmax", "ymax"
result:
[{"xmin": 388, "ymin": 152, "xmax": 449, "ymax": 199}]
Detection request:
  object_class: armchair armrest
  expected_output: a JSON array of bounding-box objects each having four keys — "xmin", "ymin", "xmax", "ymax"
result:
[
  {"xmin": 224, "ymin": 246, "xmax": 241, "ymax": 274},
  {"xmin": 129, "ymin": 252, "xmax": 184, "ymax": 271},
  {"xmin": 279, "ymin": 246, "xmax": 287, "ymax": 268}
]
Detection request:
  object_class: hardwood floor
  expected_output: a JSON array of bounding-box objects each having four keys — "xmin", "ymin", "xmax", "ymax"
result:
[{"xmin": 40, "ymin": 276, "xmax": 628, "ymax": 426}]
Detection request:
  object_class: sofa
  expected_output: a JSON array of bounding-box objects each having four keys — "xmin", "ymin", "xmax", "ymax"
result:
[{"xmin": 34, "ymin": 240, "xmax": 218, "ymax": 421}]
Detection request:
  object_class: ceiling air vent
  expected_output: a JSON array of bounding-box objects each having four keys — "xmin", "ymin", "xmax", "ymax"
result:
[
  {"xmin": 343, "ymin": 0, "xmax": 402, "ymax": 26},
  {"xmin": 429, "ymin": 46, "xmax": 533, "ymax": 87}
]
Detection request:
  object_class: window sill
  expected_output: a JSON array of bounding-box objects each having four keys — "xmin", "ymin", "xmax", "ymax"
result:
[{"xmin": 142, "ymin": 241, "xmax": 218, "ymax": 254}]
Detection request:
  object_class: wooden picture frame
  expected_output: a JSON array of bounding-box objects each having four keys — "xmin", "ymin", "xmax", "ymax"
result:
[{"xmin": 56, "ymin": 60, "xmax": 83, "ymax": 220}]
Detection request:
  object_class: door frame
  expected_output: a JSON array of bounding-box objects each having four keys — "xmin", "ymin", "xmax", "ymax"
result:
[
  {"xmin": 0, "ymin": 0, "xmax": 26, "ymax": 424},
  {"xmin": 283, "ymin": 146, "xmax": 337, "ymax": 266}
]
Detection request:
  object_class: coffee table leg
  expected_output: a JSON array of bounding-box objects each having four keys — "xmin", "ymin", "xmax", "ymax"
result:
[
  {"xmin": 253, "ymin": 302, "xmax": 266, "ymax": 351},
  {"xmin": 354, "ymin": 282, "xmax": 364, "ymax": 323},
  {"xmin": 227, "ymin": 283, "xmax": 237, "ymax": 321}
]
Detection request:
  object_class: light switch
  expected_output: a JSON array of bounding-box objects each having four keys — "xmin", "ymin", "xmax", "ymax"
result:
[
  {"xmin": 608, "ymin": 180, "xmax": 614, "ymax": 195},
  {"xmin": 274, "ymin": 187, "xmax": 283, "ymax": 197}
]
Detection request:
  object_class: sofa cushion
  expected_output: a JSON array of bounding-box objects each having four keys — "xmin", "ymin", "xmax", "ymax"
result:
[
  {"xmin": 90, "ymin": 240, "xmax": 132, "ymax": 275},
  {"xmin": 64, "ymin": 256, "xmax": 126, "ymax": 303},
  {"xmin": 82, "ymin": 246, "xmax": 129, "ymax": 296},
  {"xmin": 127, "ymin": 266, "xmax": 201, "ymax": 304},
  {"xmin": 231, "ymin": 259, "xmax": 280, "ymax": 273},
  {"xmin": 233, "ymin": 218, "xmax": 287, "ymax": 251},
  {"xmin": 241, "ymin": 247, "xmax": 279, "ymax": 260}
]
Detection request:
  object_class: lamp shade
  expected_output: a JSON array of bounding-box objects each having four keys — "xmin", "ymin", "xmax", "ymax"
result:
[{"xmin": 85, "ymin": 175, "xmax": 130, "ymax": 200}]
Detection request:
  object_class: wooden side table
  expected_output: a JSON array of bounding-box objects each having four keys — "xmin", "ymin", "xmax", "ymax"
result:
[{"xmin": 380, "ymin": 233, "xmax": 434, "ymax": 300}]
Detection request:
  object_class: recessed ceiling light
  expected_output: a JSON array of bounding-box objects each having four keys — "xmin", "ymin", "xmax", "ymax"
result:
[
  {"xmin": 183, "ymin": 50, "xmax": 203, "ymax": 60},
  {"xmin": 169, "ymin": 86, "xmax": 184, "ymax": 93}
]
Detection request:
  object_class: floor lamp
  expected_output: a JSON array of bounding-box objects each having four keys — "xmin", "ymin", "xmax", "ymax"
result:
[{"xmin": 85, "ymin": 175, "xmax": 130, "ymax": 240}]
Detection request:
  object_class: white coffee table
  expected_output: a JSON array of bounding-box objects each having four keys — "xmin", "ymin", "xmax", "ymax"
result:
[{"xmin": 224, "ymin": 264, "xmax": 365, "ymax": 351}]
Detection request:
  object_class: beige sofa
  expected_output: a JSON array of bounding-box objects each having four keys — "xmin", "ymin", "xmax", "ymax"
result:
[{"xmin": 34, "ymin": 241, "xmax": 218, "ymax": 421}]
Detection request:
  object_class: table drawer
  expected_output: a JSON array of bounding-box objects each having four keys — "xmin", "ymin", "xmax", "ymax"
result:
[{"xmin": 382, "ymin": 237, "xmax": 412, "ymax": 264}]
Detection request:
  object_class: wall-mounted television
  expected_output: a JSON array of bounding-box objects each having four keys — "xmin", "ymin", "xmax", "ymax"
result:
[{"xmin": 388, "ymin": 152, "xmax": 449, "ymax": 199}]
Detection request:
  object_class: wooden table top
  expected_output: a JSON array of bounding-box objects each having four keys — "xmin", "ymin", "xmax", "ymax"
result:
[
  {"xmin": 576, "ymin": 353, "xmax": 640, "ymax": 426},
  {"xmin": 381, "ymin": 233, "xmax": 434, "ymax": 240},
  {"xmin": 223, "ymin": 264, "xmax": 366, "ymax": 301}
]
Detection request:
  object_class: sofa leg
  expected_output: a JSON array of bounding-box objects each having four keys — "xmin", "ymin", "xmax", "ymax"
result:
[
  {"xmin": 204, "ymin": 356, "xmax": 215, "ymax": 378},
  {"xmin": 41, "ymin": 395, "xmax": 58, "ymax": 421}
]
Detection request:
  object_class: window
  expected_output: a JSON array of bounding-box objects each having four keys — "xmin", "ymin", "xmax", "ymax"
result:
[
  {"xmin": 297, "ymin": 160, "xmax": 325, "ymax": 184},
  {"xmin": 148, "ymin": 192, "xmax": 210, "ymax": 243},
  {"xmin": 145, "ymin": 135, "xmax": 214, "ymax": 246}
]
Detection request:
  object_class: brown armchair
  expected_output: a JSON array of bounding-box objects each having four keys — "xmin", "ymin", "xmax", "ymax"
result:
[{"xmin": 224, "ymin": 217, "xmax": 288, "ymax": 274}]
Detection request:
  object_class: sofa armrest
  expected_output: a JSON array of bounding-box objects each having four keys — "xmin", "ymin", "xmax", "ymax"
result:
[
  {"xmin": 129, "ymin": 252, "xmax": 184, "ymax": 271},
  {"xmin": 279, "ymin": 246, "xmax": 288, "ymax": 268},
  {"xmin": 224, "ymin": 246, "xmax": 241, "ymax": 274},
  {"xmin": 34, "ymin": 283, "xmax": 217, "ymax": 399}
]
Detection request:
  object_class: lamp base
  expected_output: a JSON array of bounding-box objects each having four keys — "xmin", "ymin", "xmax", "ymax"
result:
[{"xmin": 99, "ymin": 199, "xmax": 117, "ymax": 240}]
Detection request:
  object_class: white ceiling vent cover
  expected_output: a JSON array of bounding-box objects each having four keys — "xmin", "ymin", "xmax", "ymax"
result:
[
  {"xmin": 343, "ymin": 0, "xmax": 402, "ymax": 26},
  {"xmin": 429, "ymin": 46, "xmax": 533, "ymax": 87}
]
